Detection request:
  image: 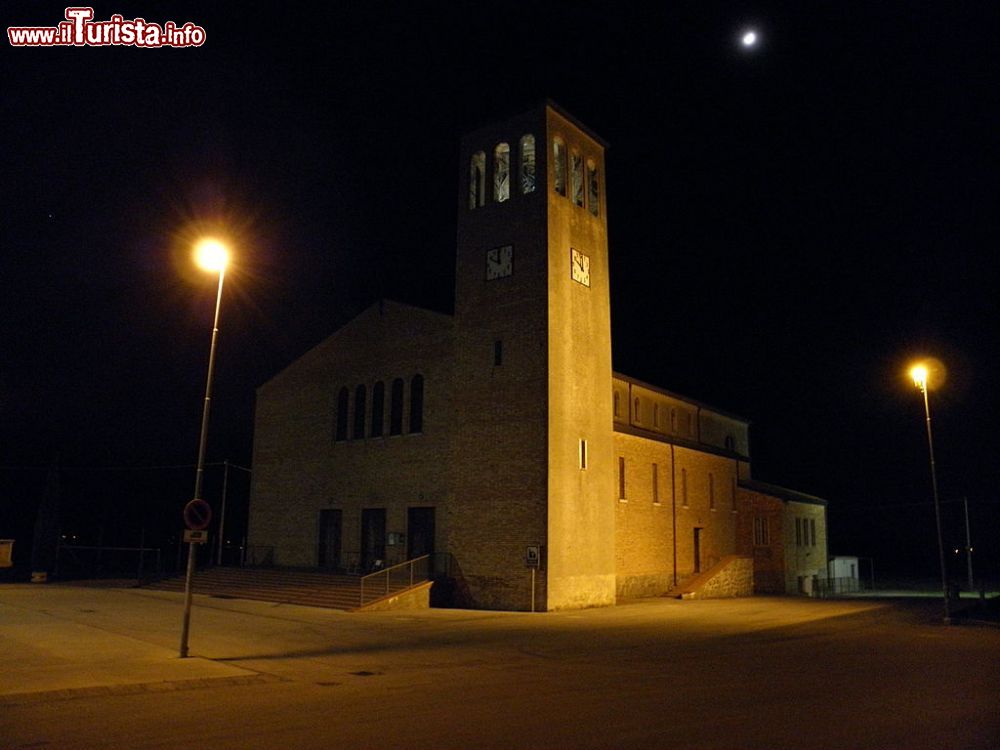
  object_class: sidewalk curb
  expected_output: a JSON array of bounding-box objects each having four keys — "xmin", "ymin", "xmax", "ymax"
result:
[{"xmin": 0, "ymin": 672, "xmax": 285, "ymax": 707}]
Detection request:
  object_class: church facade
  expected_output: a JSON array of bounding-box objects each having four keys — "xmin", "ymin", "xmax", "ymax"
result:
[{"xmin": 247, "ymin": 102, "xmax": 828, "ymax": 611}]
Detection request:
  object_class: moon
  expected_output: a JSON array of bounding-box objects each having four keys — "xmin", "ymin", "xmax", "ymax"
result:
[{"xmin": 741, "ymin": 30, "xmax": 758, "ymax": 48}]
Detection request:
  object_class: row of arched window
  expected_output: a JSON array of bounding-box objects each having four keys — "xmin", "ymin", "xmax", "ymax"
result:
[
  {"xmin": 552, "ymin": 137, "xmax": 599, "ymax": 216},
  {"xmin": 335, "ymin": 375, "xmax": 424, "ymax": 442},
  {"xmin": 468, "ymin": 134, "xmax": 600, "ymax": 217},
  {"xmin": 470, "ymin": 134, "xmax": 536, "ymax": 208},
  {"xmin": 614, "ymin": 392, "xmax": 694, "ymax": 437}
]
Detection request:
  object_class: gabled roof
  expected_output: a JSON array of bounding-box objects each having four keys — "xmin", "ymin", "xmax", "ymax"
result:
[
  {"xmin": 738, "ymin": 479, "xmax": 828, "ymax": 507},
  {"xmin": 613, "ymin": 371, "xmax": 751, "ymax": 424},
  {"xmin": 258, "ymin": 298, "xmax": 452, "ymax": 390}
]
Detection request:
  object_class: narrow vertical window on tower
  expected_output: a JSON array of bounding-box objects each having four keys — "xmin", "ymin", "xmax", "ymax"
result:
[
  {"xmin": 553, "ymin": 137, "xmax": 567, "ymax": 196},
  {"xmin": 519, "ymin": 134, "xmax": 536, "ymax": 194},
  {"xmin": 681, "ymin": 468, "xmax": 688, "ymax": 507},
  {"xmin": 618, "ymin": 456, "xmax": 626, "ymax": 500},
  {"xmin": 571, "ymin": 151, "xmax": 584, "ymax": 206},
  {"xmin": 494, "ymin": 143, "xmax": 510, "ymax": 203},
  {"xmin": 469, "ymin": 151, "xmax": 485, "ymax": 209},
  {"xmin": 390, "ymin": 378, "xmax": 404, "ymax": 436},
  {"xmin": 370, "ymin": 381, "xmax": 385, "ymax": 438},
  {"xmin": 408, "ymin": 374, "xmax": 424, "ymax": 434},
  {"xmin": 579, "ymin": 439, "xmax": 588, "ymax": 470},
  {"xmin": 652, "ymin": 463, "xmax": 659, "ymax": 503},
  {"xmin": 587, "ymin": 159, "xmax": 599, "ymax": 215},
  {"xmin": 613, "ymin": 391, "xmax": 621, "ymax": 418},
  {"xmin": 335, "ymin": 386, "xmax": 349, "ymax": 442},
  {"xmin": 353, "ymin": 384, "xmax": 367, "ymax": 439}
]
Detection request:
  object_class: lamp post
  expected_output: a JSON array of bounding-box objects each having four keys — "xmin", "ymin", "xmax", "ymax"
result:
[
  {"xmin": 910, "ymin": 363, "xmax": 951, "ymax": 624},
  {"xmin": 180, "ymin": 238, "xmax": 230, "ymax": 658}
]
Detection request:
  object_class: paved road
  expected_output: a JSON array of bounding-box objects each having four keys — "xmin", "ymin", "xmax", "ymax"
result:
[{"xmin": 1, "ymin": 584, "xmax": 997, "ymax": 749}]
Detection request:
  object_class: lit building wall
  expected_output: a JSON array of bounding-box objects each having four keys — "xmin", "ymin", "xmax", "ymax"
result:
[{"xmin": 248, "ymin": 301, "xmax": 454, "ymax": 570}]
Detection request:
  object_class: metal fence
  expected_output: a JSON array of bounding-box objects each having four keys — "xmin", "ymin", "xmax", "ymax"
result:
[
  {"xmin": 359, "ymin": 554, "xmax": 431, "ymax": 606},
  {"xmin": 55, "ymin": 544, "xmax": 163, "ymax": 584},
  {"xmin": 814, "ymin": 576, "xmax": 865, "ymax": 597}
]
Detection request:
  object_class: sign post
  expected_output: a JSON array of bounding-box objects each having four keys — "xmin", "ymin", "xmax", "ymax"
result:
[
  {"xmin": 179, "ymin": 498, "xmax": 212, "ymax": 658},
  {"xmin": 525, "ymin": 545, "xmax": 540, "ymax": 613}
]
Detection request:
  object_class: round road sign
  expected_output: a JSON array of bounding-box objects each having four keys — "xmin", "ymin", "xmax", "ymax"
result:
[{"xmin": 183, "ymin": 498, "xmax": 212, "ymax": 531}]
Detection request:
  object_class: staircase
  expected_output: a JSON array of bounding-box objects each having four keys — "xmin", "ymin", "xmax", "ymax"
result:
[
  {"xmin": 669, "ymin": 555, "xmax": 754, "ymax": 599},
  {"xmin": 144, "ymin": 567, "xmax": 368, "ymax": 611}
]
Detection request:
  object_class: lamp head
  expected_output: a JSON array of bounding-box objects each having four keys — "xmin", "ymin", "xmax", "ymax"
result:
[
  {"xmin": 193, "ymin": 238, "xmax": 230, "ymax": 273},
  {"xmin": 910, "ymin": 364, "xmax": 929, "ymax": 392}
]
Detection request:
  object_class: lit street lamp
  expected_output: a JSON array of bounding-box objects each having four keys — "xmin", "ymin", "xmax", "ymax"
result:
[
  {"xmin": 180, "ymin": 238, "xmax": 230, "ymax": 658},
  {"xmin": 909, "ymin": 362, "xmax": 951, "ymax": 624}
]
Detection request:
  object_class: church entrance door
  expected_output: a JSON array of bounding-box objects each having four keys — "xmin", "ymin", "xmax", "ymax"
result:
[
  {"xmin": 361, "ymin": 508, "xmax": 386, "ymax": 572},
  {"xmin": 317, "ymin": 509, "xmax": 342, "ymax": 569},
  {"xmin": 407, "ymin": 507, "xmax": 435, "ymax": 561}
]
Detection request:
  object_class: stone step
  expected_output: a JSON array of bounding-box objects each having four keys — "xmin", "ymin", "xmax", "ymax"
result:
[{"xmin": 143, "ymin": 567, "xmax": 417, "ymax": 610}]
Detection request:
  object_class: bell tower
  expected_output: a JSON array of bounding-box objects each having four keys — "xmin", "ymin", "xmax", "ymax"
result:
[{"xmin": 450, "ymin": 102, "xmax": 616, "ymax": 610}]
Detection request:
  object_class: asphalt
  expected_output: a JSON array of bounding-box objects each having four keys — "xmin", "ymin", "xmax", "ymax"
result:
[
  {"xmin": 3, "ymin": 582, "xmax": 999, "ymax": 749},
  {"xmin": 0, "ymin": 581, "xmax": 888, "ymax": 705},
  {"xmin": 0, "ymin": 584, "xmax": 279, "ymax": 704},
  {"xmin": 2, "ymin": 581, "xmax": 996, "ymax": 706}
]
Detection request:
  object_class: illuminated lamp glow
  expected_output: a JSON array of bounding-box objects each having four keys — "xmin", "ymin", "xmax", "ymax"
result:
[{"xmin": 194, "ymin": 238, "xmax": 230, "ymax": 272}]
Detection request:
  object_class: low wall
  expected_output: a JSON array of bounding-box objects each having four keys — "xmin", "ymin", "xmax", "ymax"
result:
[
  {"xmin": 356, "ymin": 581, "xmax": 432, "ymax": 612},
  {"xmin": 678, "ymin": 556, "xmax": 753, "ymax": 599}
]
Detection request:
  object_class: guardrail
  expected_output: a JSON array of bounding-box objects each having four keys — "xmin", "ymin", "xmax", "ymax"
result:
[{"xmin": 359, "ymin": 554, "xmax": 431, "ymax": 606}]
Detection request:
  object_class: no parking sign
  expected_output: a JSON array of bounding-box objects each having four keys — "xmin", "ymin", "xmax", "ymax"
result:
[{"xmin": 183, "ymin": 498, "xmax": 212, "ymax": 530}]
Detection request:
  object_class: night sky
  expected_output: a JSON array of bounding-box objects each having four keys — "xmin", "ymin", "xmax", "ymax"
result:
[{"xmin": 2, "ymin": 2, "xmax": 996, "ymax": 580}]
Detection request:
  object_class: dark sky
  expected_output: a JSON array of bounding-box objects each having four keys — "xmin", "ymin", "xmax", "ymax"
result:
[{"xmin": 2, "ymin": 2, "xmax": 996, "ymax": 577}]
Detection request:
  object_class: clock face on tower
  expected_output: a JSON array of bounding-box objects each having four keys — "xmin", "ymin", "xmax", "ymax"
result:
[
  {"xmin": 485, "ymin": 244, "xmax": 513, "ymax": 280},
  {"xmin": 571, "ymin": 247, "xmax": 591, "ymax": 287}
]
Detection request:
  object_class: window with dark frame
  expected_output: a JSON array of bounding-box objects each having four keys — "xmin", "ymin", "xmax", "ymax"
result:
[
  {"xmin": 754, "ymin": 517, "xmax": 770, "ymax": 546},
  {"xmin": 352, "ymin": 384, "xmax": 366, "ymax": 439},
  {"xmin": 618, "ymin": 456, "xmax": 626, "ymax": 500},
  {"xmin": 571, "ymin": 151, "xmax": 584, "ymax": 206},
  {"xmin": 519, "ymin": 134, "xmax": 536, "ymax": 194},
  {"xmin": 494, "ymin": 142, "xmax": 510, "ymax": 203},
  {"xmin": 370, "ymin": 381, "xmax": 385, "ymax": 438},
  {"xmin": 469, "ymin": 151, "xmax": 485, "ymax": 209},
  {"xmin": 587, "ymin": 159, "xmax": 599, "ymax": 216},
  {"xmin": 389, "ymin": 378, "xmax": 404, "ymax": 436},
  {"xmin": 553, "ymin": 138, "xmax": 567, "ymax": 196}
]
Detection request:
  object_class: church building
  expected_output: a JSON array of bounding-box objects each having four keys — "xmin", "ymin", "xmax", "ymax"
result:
[{"xmin": 247, "ymin": 102, "xmax": 828, "ymax": 611}]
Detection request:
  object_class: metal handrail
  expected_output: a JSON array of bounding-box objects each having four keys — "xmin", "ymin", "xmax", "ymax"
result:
[{"xmin": 359, "ymin": 554, "xmax": 431, "ymax": 606}]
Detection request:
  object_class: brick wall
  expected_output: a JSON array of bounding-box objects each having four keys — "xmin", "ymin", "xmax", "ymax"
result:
[
  {"xmin": 736, "ymin": 489, "xmax": 786, "ymax": 593},
  {"xmin": 613, "ymin": 433, "xmax": 740, "ymax": 598}
]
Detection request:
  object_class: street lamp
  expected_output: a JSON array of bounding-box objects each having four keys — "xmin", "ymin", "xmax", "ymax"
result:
[
  {"xmin": 909, "ymin": 362, "xmax": 951, "ymax": 624},
  {"xmin": 180, "ymin": 237, "xmax": 230, "ymax": 658}
]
